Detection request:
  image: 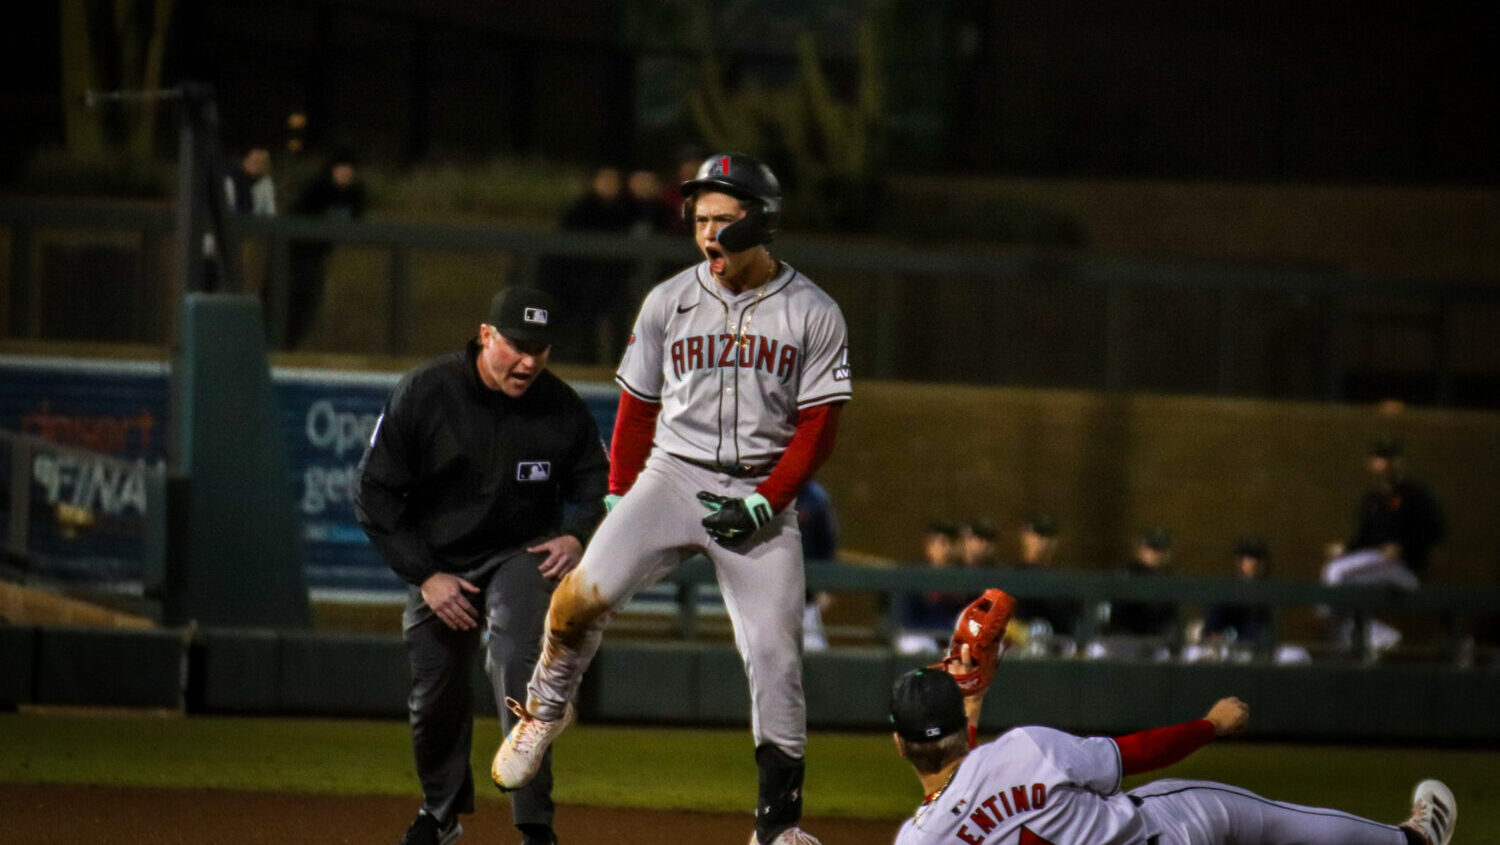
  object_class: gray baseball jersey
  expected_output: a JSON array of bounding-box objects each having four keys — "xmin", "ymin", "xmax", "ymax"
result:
[
  {"xmin": 525, "ymin": 260, "xmax": 850, "ymax": 759},
  {"xmin": 615, "ymin": 261, "xmax": 852, "ymax": 468},
  {"xmin": 896, "ymin": 727, "xmax": 1408, "ymax": 845}
]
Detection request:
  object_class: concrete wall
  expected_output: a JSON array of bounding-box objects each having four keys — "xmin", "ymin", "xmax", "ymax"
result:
[{"xmin": 820, "ymin": 380, "xmax": 1500, "ymax": 587}]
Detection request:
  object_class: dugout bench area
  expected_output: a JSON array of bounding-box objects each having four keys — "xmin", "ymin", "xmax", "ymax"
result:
[{"xmin": 4, "ymin": 564, "xmax": 1499, "ymax": 743}]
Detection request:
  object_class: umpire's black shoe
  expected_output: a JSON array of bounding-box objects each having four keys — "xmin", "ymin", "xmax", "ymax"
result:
[
  {"xmin": 519, "ymin": 823, "xmax": 559, "ymax": 845},
  {"xmin": 399, "ymin": 809, "xmax": 462, "ymax": 845}
]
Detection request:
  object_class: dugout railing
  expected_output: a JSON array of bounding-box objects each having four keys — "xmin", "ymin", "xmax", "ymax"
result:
[
  {"xmin": 661, "ymin": 557, "xmax": 1500, "ymax": 667},
  {"xmin": 6, "ymin": 197, "xmax": 1500, "ymax": 405}
]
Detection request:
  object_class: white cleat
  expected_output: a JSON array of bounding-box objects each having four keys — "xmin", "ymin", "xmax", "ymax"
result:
[
  {"xmin": 747, "ymin": 827, "xmax": 822, "ymax": 845},
  {"xmin": 490, "ymin": 697, "xmax": 575, "ymax": 791},
  {"xmin": 1401, "ymin": 779, "xmax": 1457, "ymax": 845}
]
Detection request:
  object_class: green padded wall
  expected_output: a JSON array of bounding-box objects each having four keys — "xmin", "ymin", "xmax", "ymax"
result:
[{"xmin": 166, "ymin": 294, "xmax": 309, "ymax": 628}]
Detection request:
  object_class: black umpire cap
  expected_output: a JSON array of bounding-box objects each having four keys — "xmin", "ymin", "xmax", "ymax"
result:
[
  {"xmin": 889, "ymin": 668, "xmax": 967, "ymax": 743},
  {"xmin": 487, "ymin": 287, "xmax": 558, "ymax": 348}
]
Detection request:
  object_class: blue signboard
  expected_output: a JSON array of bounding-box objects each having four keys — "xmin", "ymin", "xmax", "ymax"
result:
[{"xmin": 0, "ymin": 355, "xmax": 619, "ymax": 598}]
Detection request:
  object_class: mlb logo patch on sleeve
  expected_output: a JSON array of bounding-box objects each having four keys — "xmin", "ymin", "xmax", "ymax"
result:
[{"xmin": 517, "ymin": 461, "xmax": 551, "ymax": 481}]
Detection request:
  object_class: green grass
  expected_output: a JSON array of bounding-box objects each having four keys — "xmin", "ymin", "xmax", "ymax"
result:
[{"xmin": 2, "ymin": 713, "xmax": 1496, "ymax": 829}]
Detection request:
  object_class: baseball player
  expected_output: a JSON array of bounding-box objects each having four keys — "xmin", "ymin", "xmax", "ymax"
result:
[
  {"xmin": 889, "ymin": 657, "xmax": 1457, "ymax": 845},
  {"xmin": 492, "ymin": 153, "xmax": 852, "ymax": 845}
]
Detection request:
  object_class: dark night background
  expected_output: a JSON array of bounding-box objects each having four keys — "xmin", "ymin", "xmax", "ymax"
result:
[{"xmin": 2, "ymin": 0, "xmax": 1496, "ymax": 185}]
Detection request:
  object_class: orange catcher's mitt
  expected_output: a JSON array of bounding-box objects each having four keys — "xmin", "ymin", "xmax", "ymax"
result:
[{"xmin": 940, "ymin": 588, "xmax": 1016, "ymax": 696}]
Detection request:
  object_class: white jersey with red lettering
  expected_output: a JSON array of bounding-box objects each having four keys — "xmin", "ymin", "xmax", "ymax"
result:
[
  {"xmin": 895, "ymin": 728, "xmax": 1413, "ymax": 845},
  {"xmin": 615, "ymin": 260, "xmax": 851, "ymax": 469},
  {"xmin": 896, "ymin": 726, "xmax": 1142, "ymax": 845}
]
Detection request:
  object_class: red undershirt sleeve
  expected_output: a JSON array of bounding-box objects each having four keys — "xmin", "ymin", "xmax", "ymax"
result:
[
  {"xmin": 608, "ymin": 391, "xmax": 661, "ymax": 496},
  {"xmin": 755, "ymin": 402, "xmax": 843, "ymax": 513},
  {"xmin": 1112, "ymin": 719, "xmax": 1216, "ymax": 775}
]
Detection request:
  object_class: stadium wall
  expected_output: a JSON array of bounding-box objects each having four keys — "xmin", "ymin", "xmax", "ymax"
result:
[
  {"xmin": 4, "ymin": 628, "xmax": 1498, "ymax": 742},
  {"xmin": 3, "ymin": 352, "xmax": 1497, "ymax": 597},
  {"xmin": 820, "ymin": 381, "xmax": 1500, "ymax": 588}
]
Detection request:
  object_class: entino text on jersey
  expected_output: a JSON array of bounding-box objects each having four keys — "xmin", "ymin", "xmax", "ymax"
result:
[
  {"xmin": 669, "ymin": 333, "xmax": 800, "ymax": 383},
  {"xmin": 952, "ymin": 782, "xmax": 1049, "ymax": 844}
]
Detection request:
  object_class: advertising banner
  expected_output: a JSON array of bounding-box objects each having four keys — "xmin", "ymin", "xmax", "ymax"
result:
[{"xmin": 0, "ymin": 356, "xmax": 619, "ymax": 599}]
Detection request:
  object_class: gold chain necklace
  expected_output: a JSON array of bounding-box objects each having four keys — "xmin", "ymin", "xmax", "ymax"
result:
[{"xmin": 728, "ymin": 257, "xmax": 776, "ymax": 350}]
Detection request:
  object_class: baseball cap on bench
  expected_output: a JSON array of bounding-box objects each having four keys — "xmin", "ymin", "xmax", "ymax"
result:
[
  {"xmin": 889, "ymin": 668, "xmax": 967, "ymax": 743},
  {"xmin": 487, "ymin": 287, "xmax": 558, "ymax": 347}
]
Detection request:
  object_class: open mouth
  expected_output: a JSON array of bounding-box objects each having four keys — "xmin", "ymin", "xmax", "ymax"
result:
[{"xmin": 704, "ymin": 244, "xmax": 726, "ymax": 274}]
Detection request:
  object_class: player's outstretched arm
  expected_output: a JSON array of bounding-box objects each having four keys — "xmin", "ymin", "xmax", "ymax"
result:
[
  {"xmin": 1203, "ymin": 696, "xmax": 1249, "ymax": 737},
  {"xmin": 1113, "ymin": 696, "xmax": 1248, "ymax": 776}
]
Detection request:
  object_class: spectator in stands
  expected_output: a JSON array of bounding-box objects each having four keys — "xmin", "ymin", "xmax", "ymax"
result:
[
  {"xmin": 796, "ymin": 480, "xmax": 839, "ymax": 652},
  {"xmin": 626, "ymin": 168, "xmax": 674, "ymax": 236},
  {"xmin": 205, "ymin": 145, "xmax": 280, "ymax": 292},
  {"xmin": 1205, "ymin": 537, "xmax": 1273, "ymax": 643},
  {"xmin": 287, "ymin": 149, "xmax": 366, "ymax": 348},
  {"xmin": 1016, "ymin": 514, "xmax": 1060, "ymax": 568},
  {"xmin": 224, "ymin": 145, "xmax": 281, "ymax": 330},
  {"xmin": 1089, "ymin": 527, "xmax": 1180, "ymax": 660},
  {"xmin": 225, "ymin": 146, "xmax": 277, "ymax": 216},
  {"xmin": 627, "ymin": 165, "xmax": 682, "ymax": 287},
  {"xmin": 895, "ymin": 520, "xmax": 969, "ymax": 655},
  {"xmin": 1185, "ymin": 537, "xmax": 1313, "ymax": 666},
  {"xmin": 1321, "ymin": 437, "xmax": 1445, "ymax": 656},
  {"xmin": 1184, "ymin": 537, "xmax": 1271, "ymax": 663},
  {"xmin": 958, "ymin": 518, "xmax": 999, "ymax": 568},
  {"xmin": 544, "ymin": 165, "xmax": 633, "ymax": 364},
  {"xmin": 1008, "ymin": 515, "xmax": 1081, "ymax": 651}
]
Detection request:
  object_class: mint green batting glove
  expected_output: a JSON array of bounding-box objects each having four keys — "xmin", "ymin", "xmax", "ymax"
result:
[{"xmin": 695, "ymin": 491, "xmax": 773, "ymax": 545}]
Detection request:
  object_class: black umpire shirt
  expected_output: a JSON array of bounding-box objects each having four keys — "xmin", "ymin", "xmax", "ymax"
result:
[{"xmin": 355, "ymin": 339, "xmax": 609, "ymax": 586}]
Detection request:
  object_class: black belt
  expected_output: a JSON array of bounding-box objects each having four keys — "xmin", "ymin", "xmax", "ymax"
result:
[{"xmin": 673, "ymin": 454, "xmax": 768, "ymax": 478}]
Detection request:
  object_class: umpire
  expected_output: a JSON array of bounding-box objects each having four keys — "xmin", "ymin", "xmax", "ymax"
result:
[{"xmin": 356, "ymin": 286, "xmax": 608, "ymax": 845}]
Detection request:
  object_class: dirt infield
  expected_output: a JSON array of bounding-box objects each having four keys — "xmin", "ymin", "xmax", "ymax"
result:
[{"xmin": 4, "ymin": 784, "xmax": 902, "ymax": 844}]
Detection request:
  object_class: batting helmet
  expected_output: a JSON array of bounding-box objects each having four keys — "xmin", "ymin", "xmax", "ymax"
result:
[{"xmin": 679, "ymin": 153, "xmax": 782, "ymax": 252}]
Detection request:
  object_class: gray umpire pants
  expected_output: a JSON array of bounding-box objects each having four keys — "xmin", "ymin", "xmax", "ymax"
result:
[{"xmin": 403, "ymin": 544, "xmax": 557, "ymax": 830}]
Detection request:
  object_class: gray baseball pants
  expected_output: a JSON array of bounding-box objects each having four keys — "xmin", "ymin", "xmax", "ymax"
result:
[
  {"xmin": 527, "ymin": 450, "xmax": 808, "ymax": 756},
  {"xmin": 404, "ymin": 545, "xmax": 557, "ymax": 829},
  {"xmin": 1132, "ymin": 779, "xmax": 1408, "ymax": 844}
]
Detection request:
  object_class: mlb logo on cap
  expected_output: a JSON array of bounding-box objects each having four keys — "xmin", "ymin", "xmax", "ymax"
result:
[{"xmin": 487, "ymin": 287, "xmax": 558, "ymax": 346}]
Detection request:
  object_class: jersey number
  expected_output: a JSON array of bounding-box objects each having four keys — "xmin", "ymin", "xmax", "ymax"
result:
[{"xmin": 1018, "ymin": 828, "xmax": 1057, "ymax": 845}]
